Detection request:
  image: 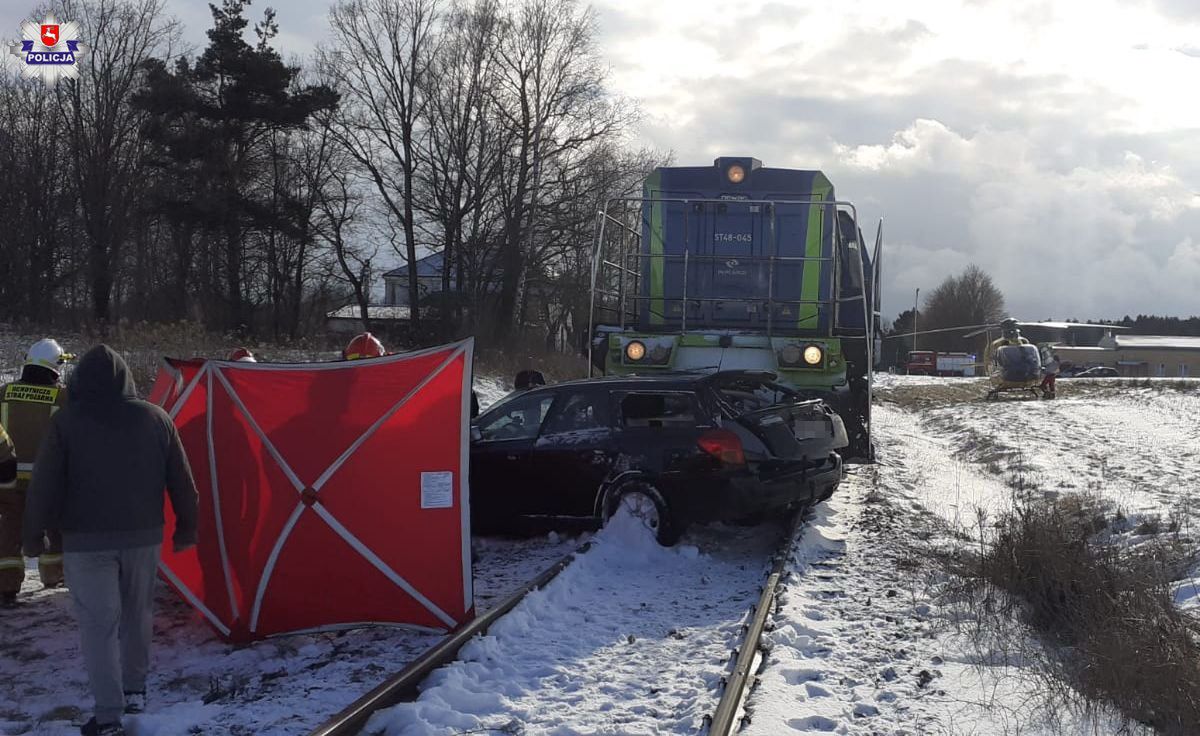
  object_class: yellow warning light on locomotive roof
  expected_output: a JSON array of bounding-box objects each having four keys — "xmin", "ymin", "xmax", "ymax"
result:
[
  {"xmin": 803, "ymin": 345, "xmax": 824, "ymax": 366},
  {"xmin": 625, "ymin": 340, "xmax": 646, "ymax": 361},
  {"xmin": 727, "ymin": 164, "xmax": 746, "ymax": 184}
]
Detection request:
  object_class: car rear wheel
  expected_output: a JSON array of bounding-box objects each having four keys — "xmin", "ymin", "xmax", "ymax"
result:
[{"xmin": 604, "ymin": 484, "xmax": 678, "ymax": 547}]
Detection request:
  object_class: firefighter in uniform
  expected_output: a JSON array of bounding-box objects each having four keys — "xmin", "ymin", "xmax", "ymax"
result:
[
  {"xmin": 0, "ymin": 338, "xmax": 71, "ymax": 605},
  {"xmin": 0, "ymin": 423, "xmax": 15, "ymax": 498},
  {"xmin": 343, "ymin": 332, "xmax": 386, "ymax": 360}
]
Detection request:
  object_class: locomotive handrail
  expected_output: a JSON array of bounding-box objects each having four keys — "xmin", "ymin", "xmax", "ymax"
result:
[
  {"xmin": 613, "ymin": 294, "xmax": 836, "ymax": 307},
  {"xmin": 616, "ymin": 252, "xmax": 837, "ymax": 264},
  {"xmin": 601, "ymin": 259, "xmax": 639, "ymax": 276},
  {"xmin": 601, "ymin": 195, "xmax": 864, "ymax": 208},
  {"xmin": 598, "ymin": 210, "xmax": 641, "ymax": 239}
]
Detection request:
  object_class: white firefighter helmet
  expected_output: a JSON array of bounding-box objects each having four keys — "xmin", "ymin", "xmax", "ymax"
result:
[{"xmin": 24, "ymin": 338, "xmax": 69, "ymax": 375}]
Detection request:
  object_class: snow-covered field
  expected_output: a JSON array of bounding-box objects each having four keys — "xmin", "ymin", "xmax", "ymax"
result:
[
  {"xmin": 745, "ymin": 423, "xmax": 1134, "ymax": 735},
  {"xmin": 878, "ymin": 376, "xmax": 1200, "ymax": 618},
  {"xmin": 0, "ymin": 534, "xmax": 582, "ymax": 736},
  {"xmin": 5, "ymin": 342, "xmax": 1197, "ymax": 735}
]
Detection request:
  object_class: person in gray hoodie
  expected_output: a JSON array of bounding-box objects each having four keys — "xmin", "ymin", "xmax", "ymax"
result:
[{"xmin": 22, "ymin": 345, "xmax": 199, "ymax": 736}]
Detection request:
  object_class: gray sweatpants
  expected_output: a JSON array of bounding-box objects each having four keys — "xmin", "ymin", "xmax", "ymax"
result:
[{"xmin": 64, "ymin": 545, "xmax": 161, "ymax": 725}]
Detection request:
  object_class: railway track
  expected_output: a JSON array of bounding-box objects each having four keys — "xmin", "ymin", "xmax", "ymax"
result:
[
  {"xmin": 310, "ymin": 510, "xmax": 807, "ymax": 736},
  {"xmin": 308, "ymin": 540, "xmax": 592, "ymax": 736},
  {"xmin": 706, "ymin": 510, "xmax": 804, "ymax": 736}
]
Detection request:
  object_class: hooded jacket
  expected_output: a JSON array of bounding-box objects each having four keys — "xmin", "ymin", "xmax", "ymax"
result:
[{"xmin": 22, "ymin": 345, "xmax": 199, "ymax": 553}]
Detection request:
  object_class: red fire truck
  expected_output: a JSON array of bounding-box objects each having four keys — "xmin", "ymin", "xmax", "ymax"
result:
[{"xmin": 905, "ymin": 351, "xmax": 976, "ymax": 377}]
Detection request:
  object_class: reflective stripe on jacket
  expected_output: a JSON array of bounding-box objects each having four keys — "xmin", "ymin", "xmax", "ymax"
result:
[{"xmin": 0, "ymin": 383, "xmax": 66, "ymax": 476}]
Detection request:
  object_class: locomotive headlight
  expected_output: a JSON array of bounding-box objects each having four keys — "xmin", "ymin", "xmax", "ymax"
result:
[
  {"xmin": 727, "ymin": 164, "xmax": 746, "ymax": 184},
  {"xmin": 780, "ymin": 345, "xmax": 801, "ymax": 366},
  {"xmin": 625, "ymin": 340, "xmax": 646, "ymax": 362},
  {"xmin": 803, "ymin": 345, "xmax": 824, "ymax": 366}
]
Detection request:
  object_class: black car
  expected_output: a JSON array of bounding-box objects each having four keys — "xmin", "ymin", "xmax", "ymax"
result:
[
  {"xmin": 1069, "ymin": 366, "xmax": 1120, "ymax": 378},
  {"xmin": 469, "ymin": 371, "xmax": 845, "ymax": 545}
]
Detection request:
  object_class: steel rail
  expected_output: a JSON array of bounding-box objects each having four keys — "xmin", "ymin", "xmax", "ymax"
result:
[
  {"xmin": 307, "ymin": 541, "xmax": 592, "ymax": 736},
  {"xmin": 706, "ymin": 509, "xmax": 805, "ymax": 735}
]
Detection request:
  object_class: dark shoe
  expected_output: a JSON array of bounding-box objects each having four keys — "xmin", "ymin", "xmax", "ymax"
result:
[
  {"xmin": 124, "ymin": 691, "xmax": 146, "ymax": 714},
  {"xmin": 80, "ymin": 717, "xmax": 125, "ymax": 735},
  {"xmin": 1, "ymin": 592, "xmax": 17, "ymax": 608}
]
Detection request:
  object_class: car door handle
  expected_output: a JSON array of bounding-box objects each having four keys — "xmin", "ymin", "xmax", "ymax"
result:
[{"xmin": 506, "ymin": 454, "xmax": 519, "ymax": 461}]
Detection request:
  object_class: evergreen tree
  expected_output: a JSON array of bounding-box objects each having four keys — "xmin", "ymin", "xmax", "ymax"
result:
[{"xmin": 134, "ymin": 0, "xmax": 337, "ymax": 332}]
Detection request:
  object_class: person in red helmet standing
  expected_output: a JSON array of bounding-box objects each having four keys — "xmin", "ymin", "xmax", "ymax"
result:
[
  {"xmin": 228, "ymin": 348, "xmax": 256, "ymax": 363},
  {"xmin": 343, "ymin": 332, "xmax": 386, "ymax": 361}
]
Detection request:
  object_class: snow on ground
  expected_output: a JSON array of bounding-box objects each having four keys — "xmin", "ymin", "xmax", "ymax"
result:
[
  {"xmin": 872, "ymin": 373, "xmax": 978, "ymax": 391},
  {"xmin": 364, "ymin": 512, "xmax": 784, "ymax": 736},
  {"xmin": 872, "ymin": 404, "xmax": 1016, "ymax": 531},
  {"xmin": 746, "ymin": 424, "xmax": 1135, "ymax": 735},
  {"xmin": 473, "ymin": 375, "xmax": 510, "ymax": 412},
  {"xmin": 0, "ymin": 534, "xmax": 581, "ymax": 736},
  {"xmin": 878, "ymin": 379, "xmax": 1200, "ymax": 617},
  {"xmin": 898, "ymin": 382, "xmax": 1200, "ymax": 525}
]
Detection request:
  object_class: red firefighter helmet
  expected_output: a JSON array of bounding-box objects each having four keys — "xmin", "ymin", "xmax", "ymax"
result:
[
  {"xmin": 229, "ymin": 347, "xmax": 256, "ymax": 362},
  {"xmin": 343, "ymin": 332, "xmax": 386, "ymax": 361}
]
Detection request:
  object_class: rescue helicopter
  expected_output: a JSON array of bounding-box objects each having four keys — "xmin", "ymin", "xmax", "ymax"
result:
[
  {"xmin": 894, "ymin": 318, "xmax": 1123, "ymax": 401},
  {"xmin": 964, "ymin": 318, "xmax": 1046, "ymax": 400}
]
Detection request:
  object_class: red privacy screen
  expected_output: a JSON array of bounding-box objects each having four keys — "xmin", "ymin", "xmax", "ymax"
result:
[{"xmin": 148, "ymin": 340, "xmax": 474, "ymax": 642}]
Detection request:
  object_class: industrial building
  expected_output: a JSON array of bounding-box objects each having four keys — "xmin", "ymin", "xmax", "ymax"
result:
[{"xmin": 1054, "ymin": 333, "xmax": 1200, "ymax": 378}]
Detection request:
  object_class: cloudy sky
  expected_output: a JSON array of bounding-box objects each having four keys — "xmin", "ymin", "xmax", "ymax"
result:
[{"xmin": 7, "ymin": 0, "xmax": 1198, "ymax": 321}]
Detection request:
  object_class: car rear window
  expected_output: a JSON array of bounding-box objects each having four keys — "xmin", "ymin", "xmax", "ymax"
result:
[
  {"xmin": 714, "ymin": 379, "xmax": 799, "ymax": 415},
  {"xmin": 620, "ymin": 392, "xmax": 697, "ymax": 428}
]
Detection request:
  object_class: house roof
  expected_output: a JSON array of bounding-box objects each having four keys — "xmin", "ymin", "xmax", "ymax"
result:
[
  {"xmin": 383, "ymin": 252, "xmax": 444, "ymax": 280},
  {"xmin": 325, "ymin": 304, "xmax": 415, "ymax": 320},
  {"xmin": 1116, "ymin": 335, "xmax": 1200, "ymax": 350},
  {"xmin": 1053, "ymin": 335, "xmax": 1200, "ymax": 352},
  {"xmin": 1024, "ymin": 321, "xmax": 1128, "ymax": 331}
]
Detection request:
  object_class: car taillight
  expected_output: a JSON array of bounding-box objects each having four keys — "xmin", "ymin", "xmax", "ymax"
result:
[{"xmin": 698, "ymin": 429, "xmax": 745, "ymax": 466}]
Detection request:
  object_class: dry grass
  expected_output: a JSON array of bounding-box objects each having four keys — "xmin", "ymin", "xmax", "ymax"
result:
[
  {"xmin": 949, "ymin": 492, "xmax": 1200, "ymax": 734},
  {"xmin": 95, "ymin": 321, "xmax": 340, "ymax": 391},
  {"xmin": 4, "ymin": 320, "xmax": 585, "ymax": 395},
  {"xmin": 875, "ymin": 379, "xmax": 993, "ymax": 410},
  {"xmin": 876, "ymin": 376, "xmax": 1200, "ymax": 410},
  {"xmin": 472, "ymin": 332, "xmax": 588, "ymax": 385}
]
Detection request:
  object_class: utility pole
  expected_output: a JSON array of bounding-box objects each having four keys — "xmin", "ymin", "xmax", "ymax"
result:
[{"xmin": 912, "ymin": 287, "xmax": 920, "ymax": 353}]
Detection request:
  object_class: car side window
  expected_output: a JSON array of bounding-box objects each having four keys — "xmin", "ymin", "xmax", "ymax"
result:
[
  {"xmin": 478, "ymin": 393, "xmax": 555, "ymax": 442},
  {"xmin": 541, "ymin": 391, "xmax": 606, "ymax": 436},
  {"xmin": 620, "ymin": 392, "xmax": 698, "ymax": 428}
]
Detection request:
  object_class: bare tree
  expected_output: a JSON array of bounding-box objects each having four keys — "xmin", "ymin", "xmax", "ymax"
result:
[
  {"xmin": 323, "ymin": 0, "xmax": 443, "ymax": 333},
  {"xmin": 487, "ymin": 0, "xmax": 631, "ymax": 337},
  {"xmin": 0, "ymin": 77, "xmax": 75, "ymax": 322},
  {"xmin": 922, "ymin": 264, "xmax": 1007, "ymax": 351},
  {"xmin": 55, "ymin": 0, "xmax": 179, "ymax": 329},
  {"xmin": 417, "ymin": 0, "xmax": 505, "ymax": 333},
  {"xmin": 307, "ymin": 102, "xmax": 379, "ymax": 332}
]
